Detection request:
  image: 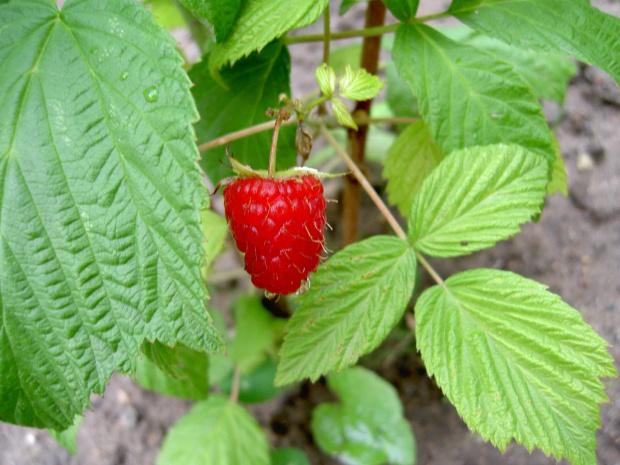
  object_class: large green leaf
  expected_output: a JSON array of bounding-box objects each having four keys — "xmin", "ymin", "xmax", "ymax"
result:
[
  {"xmin": 208, "ymin": 0, "xmax": 329, "ymax": 69},
  {"xmin": 275, "ymin": 236, "xmax": 416, "ymax": 386},
  {"xmin": 415, "ymin": 269, "xmax": 616, "ymax": 465},
  {"xmin": 382, "ymin": 0, "xmax": 419, "ymax": 22},
  {"xmin": 393, "ymin": 23, "xmax": 556, "ymax": 166},
  {"xmin": 191, "ymin": 40, "xmax": 296, "ymax": 184},
  {"xmin": 0, "ymin": 0, "xmax": 222, "ymax": 429},
  {"xmin": 157, "ymin": 395, "xmax": 269, "ymax": 465},
  {"xmin": 408, "ymin": 144, "xmax": 548, "ymax": 257},
  {"xmin": 312, "ymin": 367, "xmax": 416, "ymax": 465},
  {"xmin": 383, "ymin": 120, "xmax": 443, "ymax": 217},
  {"xmin": 449, "ymin": 0, "xmax": 620, "ymax": 86},
  {"xmin": 442, "ymin": 26, "xmax": 577, "ymax": 104}
]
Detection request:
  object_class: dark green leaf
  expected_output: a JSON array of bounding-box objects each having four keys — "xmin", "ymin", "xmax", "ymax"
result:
[
  {"xmin": 135, "ymin": 343, "xmax": 210, "ymax": 400},
  {"xmin": 179, "ymin": 0, "xmax": 241, "ymax": 43},
  {"xmin": 157, "ymin": 395, "xmax": 269, "ymax": 465},
  {"xmin": 0, "ymin": 0, "xmax": 222, "ymax": 429},
  {"xmin": 140, "ymin": 340, "xmax": 185, "ymax": 379},
  {"xmin": 415, "ymin": 269, "xmax": 616, "ymax": 465},
  {"xmin": 339, "ymin": 0, "xmax": 368, "ymax": 15},
  {"xmin": 271, "ymin": 448, "xmax": 311, "ymax": 465},
  {"xmin": 393, "ymin": 23, "xmax": 556, "ymax": 166},
  {"xmin": 382, "ymin": 0, "xmax": 419, "ymax": 22},
  {"xmin": 449, "ymin": 0, "xmax": 620, "ymax": 86},
  {"xmin": 208, "ymin": 0, "xmax": 329, "ymax": 69},
  {"xmin": 385, "ymin": 61, "xmax": 418, "ymax": 119},
  {"xmin": 312, "ymin": 367, "xmax": 416, "ymax": 465},
  {"xmin": 276, "ymin": 236, "xmax": 416, "ymax": 385},
  {"xmin": 220, "ymin": 358, "xmax": 282, "ymax": 404},
  {"xmin": 408, "ymin": 144, "xmax": 548, "ymax": 257},
  {"xmin": 191, "ymin": 40, "xmax": 296, "ymax": 184}
]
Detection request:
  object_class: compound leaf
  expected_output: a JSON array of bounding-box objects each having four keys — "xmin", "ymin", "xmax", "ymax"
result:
[
  {"xmin": 191, "ymin": 40, "xmax": 296, "ymax": 184},
  {"xmin": 393, "ymin": 23, "xmax": 556, "ymax": 166},
  {"xmin": 275, "ymin": 236, "xmax": 416, "ymax": 386},
  {"xmin": 0, "ymin": 0, "xmax": 222, "ymax": 429},
  {"xmin": 415, "ymin": 268, "xmax": 616, "ymax": 465},
  {"xmin": 408, "ymin": 144, "xmax": 548, "ymax": 257},
  {"xmin": 449, "ymin": 0, "xmax": 620, "ymax": 86},
  {"xmin": 157, "ymin": 395, "xmax": 269, "ymax": 465},
  {"xmin": 208, "ymin": 0, "xmax": 329, "ymax": 69},
  {"xmin": 312, "ymin": 367, "xmax": 416, "ymax": 465},
  {"xmin": 383, "ymin": 120, "xmax": 444, "ymax": 217}
]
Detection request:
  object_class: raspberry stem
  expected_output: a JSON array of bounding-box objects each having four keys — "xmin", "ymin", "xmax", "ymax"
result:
[
  {"xmin": 320, "ymin": 124, "xmax": 446, "ymax": 288},
  {"xmin": 268, "ymin": 107, "xmax": 291, "ymax": 177}
]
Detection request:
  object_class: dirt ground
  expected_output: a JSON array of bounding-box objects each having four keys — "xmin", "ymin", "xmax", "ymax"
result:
[{"xmin": 1, "ymin": 1, "xmax": 619, "ymax": 464}]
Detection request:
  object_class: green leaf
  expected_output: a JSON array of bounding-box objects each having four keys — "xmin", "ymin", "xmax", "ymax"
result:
[
  {"xmin": 276, "ymin": 236, "xmax": 416, "ymax": 386},
  {"xmin": 315, "ymin": 63, "xmax": 337, "ymax": 98},
  {"xmin": 140, "ymin": 339, "xmax": 185, "ymax": 379},
  {"xmin": 271, "ymin": 448, "xmax": 311, "ymax": 465},
  {"xmin": 448, "ymin": 0, "xmax": 620, "ymax": 86},
  {"xmin": 144, "ymin": 0, "xmax": 186, "ymax": 30},
  {"xmin": 191, "ymin": 40, "xmax": 296, "ymax": 184},
  {"xmin": 312, "ymin": 367, "xmax": 416, "ymax": 465},
  {"xmin": 383, "ymin": 121, "xmax": 443, "ymax": 217},
  {"xmin": 48, "ymin": 415, "xmax": 83, "ymax": 455},
  {"xmin": 393, "ymin": 23, "xmax": 556, "ymax": 166},
  {"xmin": 442, "ymin": 27, "xmax": 577, "ymax": 104},
  {"xmin": 179, "ymin": 0, "xmax": 241, "ymax": 43},
  {"xmin": 415, "ymin": 268, "xmax": 616, "ymax": 465},
  {"xmin": 408, "ymin": 144, "xmax": 548, "ymax": 257},
  {"xmin": 547, "ymin": 135, "xmax": 568, "ymax": 196},
  {"xmin": 331, "ymin": 98, "xmax": 358, "ymax": 130},
  {"xmin": 230, "ymin": 296, "xmax": 286, "ymax": 373},
  {"xmin": 339, "ymin": 0, "xmax": 368, "ymax": 15},
  {"xmin": 382, "ymin": 0, "xmax": 419, "ymax": 22},
  {"xmin": 220, "ymin": 358, "xmax": 282, "ymax": 404},
  {"xmin": 201, "ymin": 209, "xmax": 228, "ymax": 278},
  {"xmin": 135, "ymin": 343, "xmax": 210, "ymax": 400},
  {"xmin": 385, "ymin": 61, "xmax": 419, "ymax": 120},
  {"xmin": 338, "ymin": 65, "xmax": 385, "ymax": 101},
  {"xmin": 330, "ymin": 43, "xmax": 363, "ymax": 73},
  {"xmin": 0, "ymin": 0, "xmax": 222, "ymax": 430},
  {"xmin": 157, "ymin": 395, "xmax": 269, "ymax": 465},
  {"xmin": 208, "ymin": 0, "xmax": 329, "ymax": 69}
]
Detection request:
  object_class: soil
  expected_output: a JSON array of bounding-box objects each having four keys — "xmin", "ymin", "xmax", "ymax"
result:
[{"xmin": 1, "ymin": 1, "xmax": 619, "ymax": 465}]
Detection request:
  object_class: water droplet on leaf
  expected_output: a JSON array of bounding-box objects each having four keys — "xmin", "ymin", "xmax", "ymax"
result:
[
  {"xmin": 143, "ymin": 86, "xmax": 158, "ymax": 102},
  {"xmin": 119, "ymin": 70, "xmax": 129, "ymax": 81}
]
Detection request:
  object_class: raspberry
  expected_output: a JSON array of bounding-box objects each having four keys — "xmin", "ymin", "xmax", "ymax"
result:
[{"xmin": 223, "ymin": 175, "xmax": 326, "ymax": 295}]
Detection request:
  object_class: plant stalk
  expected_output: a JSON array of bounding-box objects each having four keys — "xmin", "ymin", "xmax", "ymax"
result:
[
  {"xmin": 268, "ymin": 108, "xmax": 289, "ymax": 177},
  {"xmin": 320, "ymin": 125, "xmax": 406, "ymax": 241},
  {"xmin": 343, "ymin": 0, "xmax": 386, "ymax": 245},
  {"xmin": 230, "ymin": 366, "xmax": 242, "ymax": 403}
]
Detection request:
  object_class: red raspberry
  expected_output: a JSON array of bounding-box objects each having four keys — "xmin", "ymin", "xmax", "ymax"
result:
[{"xmin": 223, "ymin": 175, "xmax": 326, "ymax": 295}]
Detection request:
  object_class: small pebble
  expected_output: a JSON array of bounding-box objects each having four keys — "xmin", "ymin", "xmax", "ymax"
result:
[{"xmin": 576, "ymin": 152, "xmax": 594, "ymax": 171}]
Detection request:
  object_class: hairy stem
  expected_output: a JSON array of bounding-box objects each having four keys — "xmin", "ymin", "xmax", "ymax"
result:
[
  {"xmin": 284, "ymin": 23, "xmax": 400, "ymax": 44},
  {"xmin": 268, "ymin": 108, "xmax": 290, "ymax": 177},
  {"xmin": 320, "ymin": 125, "xmax": 406, "ymax": 241},
  {"xmin": 230, "ymin": 366, "xmax": 242, "ymax": 403},
  {"xmin": 343, "ymin": 0, "xmax": 386, "ymax": 245},
  {"xmin": 198, "ymin": 116, "xmax": 417, "ymax": 152},
  {"xmin": 320, "ymin": 125, "xmax": 447, "ymax": 288}
]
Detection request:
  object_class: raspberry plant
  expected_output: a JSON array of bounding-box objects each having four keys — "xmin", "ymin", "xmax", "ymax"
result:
[{"xmin": 0, "ymin": 0, "xmax": 619, "ymax": 464}]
